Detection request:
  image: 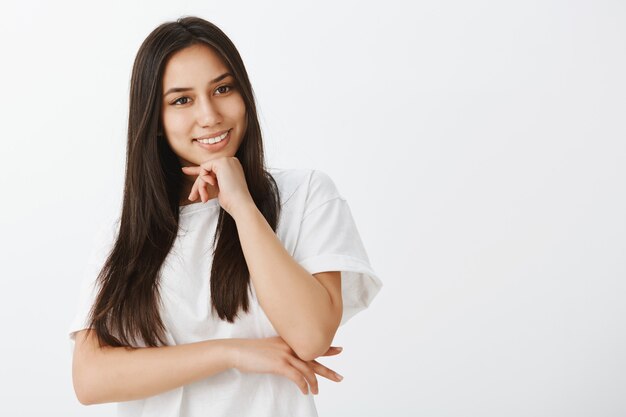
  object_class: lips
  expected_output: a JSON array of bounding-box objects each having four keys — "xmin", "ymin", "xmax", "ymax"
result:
[
  {"xmin": 194, "ymin": 129, "xmax": 231, "ymax": 141},
  {"xmin": 193, "ymin": 130, "xmax": 231, "ymax": 151}
]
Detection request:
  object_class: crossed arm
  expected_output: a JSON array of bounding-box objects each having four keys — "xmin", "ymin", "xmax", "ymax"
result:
[{"xmin": 232, "ymin": 202, "xmax": 343, "ymax": 361}]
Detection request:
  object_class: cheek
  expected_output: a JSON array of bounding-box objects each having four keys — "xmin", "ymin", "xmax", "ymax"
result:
[
  {"xmin": 241, "ymin": 111, "xmax": 248, "ymax": 132},
  {"xmin": 227, "ymin": 95, "xmax": 246, "ymax": 121},
  {"xmin": 162, "ymin": 109, "xmax": 190, "ymax": 135},
  {"xmin": 238, "ymin": 97, "xmax": 247, "ymax": 119},
  {"xmin": 236, "ymin": 107, "xmax": 247, "ymax": 134}
]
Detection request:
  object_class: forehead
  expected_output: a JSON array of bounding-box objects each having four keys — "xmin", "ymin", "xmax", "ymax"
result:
[{"xmin": 162, "ymin": 44, "xmax": 229, "ymax": 88}]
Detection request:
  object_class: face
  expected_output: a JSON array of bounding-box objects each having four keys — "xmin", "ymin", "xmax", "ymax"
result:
[{"xmin": 160, "ymin": 43, "xmax": 247, "ymax": 167}]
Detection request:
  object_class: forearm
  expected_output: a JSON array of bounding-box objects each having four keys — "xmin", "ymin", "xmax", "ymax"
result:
[
  {"xmin": 73, "ymin": 331, "xmax": 236, "ymax": 405},
  {"xmin": 233, "ymin": 204, "xmax": 336, "ymax": 360}
]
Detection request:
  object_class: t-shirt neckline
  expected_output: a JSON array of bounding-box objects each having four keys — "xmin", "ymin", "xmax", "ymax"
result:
[{"xmin": 179, "ymin": 198, "xmax": 220, "ymax": 214}]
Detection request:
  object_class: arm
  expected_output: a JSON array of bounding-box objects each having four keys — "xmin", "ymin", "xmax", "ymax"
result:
[
  {"xmin": 232, "ymin": 204, "xmax": 343, "ymax": 362},
  {"xmin": 72, "ymin": 329, "xmax": 236, "ymax": 405}
]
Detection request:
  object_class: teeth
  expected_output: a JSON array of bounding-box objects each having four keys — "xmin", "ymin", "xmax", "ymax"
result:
[{"xmin": 197, "ymin": 130, "xmax": 229, "ymax": 144}]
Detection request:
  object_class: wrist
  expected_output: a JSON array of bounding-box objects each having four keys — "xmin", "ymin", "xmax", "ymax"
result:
[
  {"xmin": 224, "ymin": 338, "xmax": 241, "ymax": 370},
  {"xmin": 231, "ymin": 200, "xmax": 260, "ymax": 224}
]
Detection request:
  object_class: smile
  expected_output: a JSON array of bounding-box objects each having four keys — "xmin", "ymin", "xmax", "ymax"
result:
[
  {"xmin": 193, "ymin": 129, "xmax": 232, "ymax": 151},
  {"xmin": 195, "ymin": 130, "xmax": 230, "ymax": 144}
]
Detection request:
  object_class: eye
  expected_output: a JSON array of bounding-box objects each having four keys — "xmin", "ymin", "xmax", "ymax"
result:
[
  {"xmin": 169, "ymin": 84, "xmax": 234, "ymax": 106},
  {"xmin": 172, "ymin": 96, "xmax": 191, "ymax": 106},
  {"xmin": 215, "ymin": 84, "xmax": 233, "ymax": 95}
]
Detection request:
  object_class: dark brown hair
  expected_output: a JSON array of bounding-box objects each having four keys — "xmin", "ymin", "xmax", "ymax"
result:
[{"xmin": 85, "ymin": 16, "xmax": 281, "ymax": 348}]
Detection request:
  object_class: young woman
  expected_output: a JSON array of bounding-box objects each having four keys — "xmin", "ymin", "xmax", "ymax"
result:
[{"xmin": 68, "ymin": 15, "xmax": 382, "ymax": 417}]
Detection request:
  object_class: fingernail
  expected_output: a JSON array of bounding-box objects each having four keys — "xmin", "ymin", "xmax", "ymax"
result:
[
  {"xmin": 335, "ymin": 373, "xmax": 343, "ymax": 381},
  {"xmin": 335, "ymin": 347, "xmax": 343, "ymax": 352}
]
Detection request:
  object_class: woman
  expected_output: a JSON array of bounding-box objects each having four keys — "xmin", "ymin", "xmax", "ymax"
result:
[{"xmin": 68, "ymin": 15, "xmax": 382, "ymax": 417}]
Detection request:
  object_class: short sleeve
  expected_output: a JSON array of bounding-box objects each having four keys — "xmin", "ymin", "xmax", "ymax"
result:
[
  {"xmin": 67, "ymin": 217, "xmax": 120, "ymax": 348},
  {"xmin": 292, "ymin": 170, "xmax": 383, "ymax": 327}
]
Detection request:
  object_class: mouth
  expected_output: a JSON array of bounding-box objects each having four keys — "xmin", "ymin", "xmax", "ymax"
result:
[
  {"xmin": 194, "ymin": 129, "xmax": 231, "ymax": 144},
  {"xmin": 193, "ymin": 129, "xmax": 232, "ymax": 150}
]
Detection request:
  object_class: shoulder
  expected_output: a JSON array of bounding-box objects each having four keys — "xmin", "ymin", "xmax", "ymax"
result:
[{"xmin": 268, "ymin": 167, "xmax": 344, "ymax": 210}]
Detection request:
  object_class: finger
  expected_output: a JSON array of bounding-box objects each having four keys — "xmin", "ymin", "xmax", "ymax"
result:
[
  {"xmin": 181, "ymin": 166, "xmax": 200, "ymax": 176},
  {"xmin": 201, "ymin": 174, "xmax": 215, "ymax": 186},
  {"xmin": 320, "ymin": 346, "xmax": 343, "ymax": 357},
  {"xmin": 199, "ymin": 159, "xmax": 216, "ymax": 174},
  {"xmin": 288, "ymin": 357, "xmax": 319, "ymax": 395},
  {"xmin": 308, "ymin": 359, "xmax": 344, "ymax": 382},
  {"xmin": 191, "ymin": 177, "xmax": 203, "ymax": 201},
  {"xmin": 276, "ymin": 362, "xmax": 309, "ymax": 395},
  {"xmin": 189, "ymin": 180, "xmax": 199, "ymax": 201},
  {"xmin": 200, "ymin": 167, "xmax": 216, "ymax": 187},
  {"xmin": 198, "ymin": 177, "xmax": 209, "ymax": 202}
]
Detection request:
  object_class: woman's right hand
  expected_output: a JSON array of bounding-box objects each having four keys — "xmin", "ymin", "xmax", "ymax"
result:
[{"xmin": 229, "ymin": 336, "xmax": 344, "ymax": 395}]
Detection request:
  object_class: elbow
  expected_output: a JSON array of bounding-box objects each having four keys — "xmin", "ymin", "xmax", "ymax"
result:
[
  {"xmin": 72, "ymin": 329, "xmax": 111, "ymax": 405},
  {"xmin": 73, "ymin": 375, "xmax": 96, "ymax": 405},
  {"xmin": 292, "ymin": 345, "xmax": 315, "ymax": 362},
  {"xmin": 292, "ymin": 329, "xmax": 337, "ymax": 362},
  {"xmin": 72, "ymin": 352, "xmax": 101, "ymax": 405},
  {"xmin": 73, "ymin": 365, "xmax": 100, "ymax": 405},
  {"xmin": 290, "ymin": 305, "xmax": 342, "ymax": 361},
  {"xmin": 74, "ymin": 368, "xmax": 111, "ymax": 405},
  {"xmin": 73, "ymin": 360, "xmax": 110, "ymax": 405},
  {"xmin": 293, "ymin": 346, "xmax": 325, "ymax": 362},
  {"xmin": 75, "ymin": 392, "xmax": 94, "ymax": 406}
]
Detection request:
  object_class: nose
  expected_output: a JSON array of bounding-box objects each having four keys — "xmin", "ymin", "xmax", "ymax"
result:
[{"xmin": 196, "ymin": 96, "xmax": 223, "ymax": 127}]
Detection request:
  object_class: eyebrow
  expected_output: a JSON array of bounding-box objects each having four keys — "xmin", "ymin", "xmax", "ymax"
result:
[{"xmin": 163, "ymin": 72, "xmax": 233, "ymax": 97}]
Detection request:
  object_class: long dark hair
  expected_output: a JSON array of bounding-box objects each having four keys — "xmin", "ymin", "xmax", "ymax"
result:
[{"xmin": 84, "ymin": 16, "xmax": 281, "ymax": 348}]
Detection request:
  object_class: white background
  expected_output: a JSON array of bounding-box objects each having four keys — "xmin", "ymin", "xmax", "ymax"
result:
[{"xmin": 0, "ymin": 0, "xmax": 624, "ymax": 416}]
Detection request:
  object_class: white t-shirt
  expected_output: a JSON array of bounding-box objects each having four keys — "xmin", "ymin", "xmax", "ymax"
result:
[{"xmin": 68, "ymin": 167, "xmax": 383, "ymax": 417}]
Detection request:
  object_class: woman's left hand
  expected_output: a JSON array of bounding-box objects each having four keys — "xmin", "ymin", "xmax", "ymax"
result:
[{"xmin": 181, "ymin": 156, "xmax": 255, "ymax": 217}]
